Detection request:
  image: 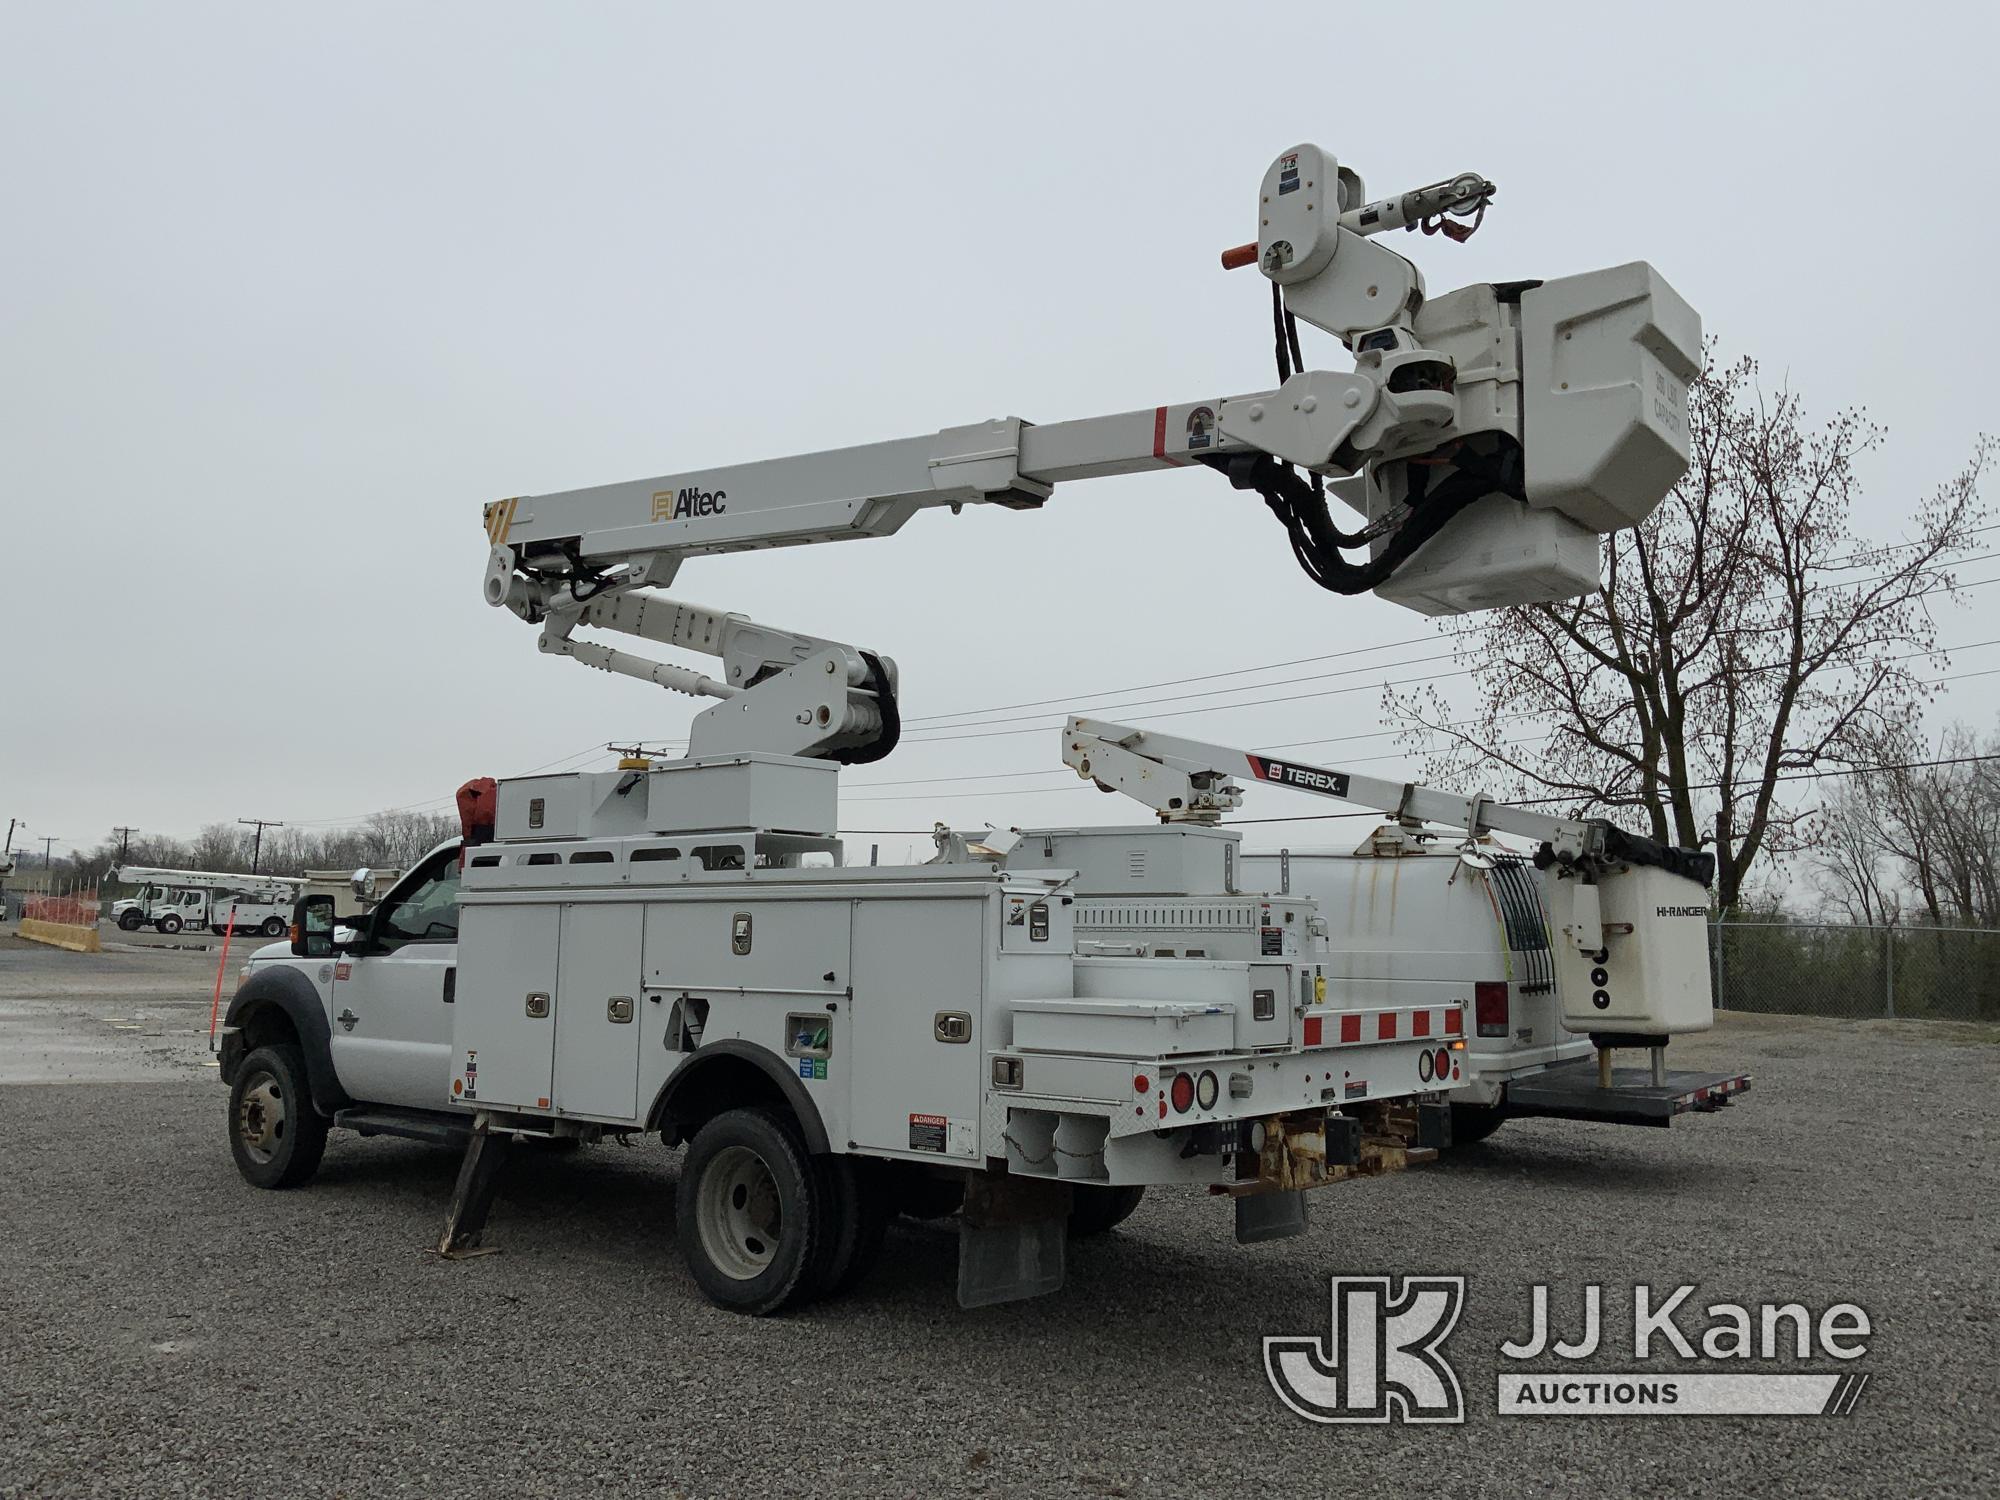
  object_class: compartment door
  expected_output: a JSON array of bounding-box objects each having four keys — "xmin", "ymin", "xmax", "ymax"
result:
[
  {"xmin": 554, "ymin": 903, "xmax": 646, "ymax": 1121},
  {"xmin": 846, "ymin": 899, "xmax": 984, "ymax": 1161},
  {"xmin": 456, "ymin": 903, "xmax": 561, "ymax": 1109}
]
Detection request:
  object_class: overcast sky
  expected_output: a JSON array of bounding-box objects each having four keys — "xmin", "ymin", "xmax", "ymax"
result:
[{"xmin": 4, "ymin": 2, "xmax": 1996, "ymax": 866}]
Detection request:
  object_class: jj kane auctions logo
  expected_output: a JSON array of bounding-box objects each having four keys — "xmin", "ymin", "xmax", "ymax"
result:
[{"xmin": 1267, "ymin": 1278, "xmax": 1872, "ymax": 1422}]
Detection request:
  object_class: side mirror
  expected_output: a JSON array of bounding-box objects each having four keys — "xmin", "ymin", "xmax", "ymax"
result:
[
  {"xmin": 293, "ymin": 893, "xmax": 338, "ymax": 958},
  {"xmin": 351, "ymin": 867, "xmax": 375, "ymax": 900}
]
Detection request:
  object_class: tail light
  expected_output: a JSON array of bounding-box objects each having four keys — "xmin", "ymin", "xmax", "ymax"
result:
[
  {"xmin": 1169, "ymin": 1072, "xmax": 1196, "ymax": 1113},
  {"xmin": 1474, "ymin": 981, "xmax": 1509, "ymax": 1038}
]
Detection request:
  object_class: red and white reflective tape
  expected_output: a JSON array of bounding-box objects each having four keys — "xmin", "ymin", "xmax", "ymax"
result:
[{"xmin": 1300, "ymin": 1005, "xmax": 1464, "ymax": 1050}]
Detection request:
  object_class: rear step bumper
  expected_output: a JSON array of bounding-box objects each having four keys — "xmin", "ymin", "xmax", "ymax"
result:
[{"xmin": 1503, "ymin": 1061, "xmax": 1751, "ymax": 1128}]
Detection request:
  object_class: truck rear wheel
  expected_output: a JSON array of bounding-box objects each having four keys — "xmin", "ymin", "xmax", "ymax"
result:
[
  {"xmin": 116, "ymin": 910, "xmax": 144, "ymax": 931},
  {"xmin": 1450, "ymin": 1100, "xmax": 1509, "ymax": 1146},
  {"xmin": 811, "ymin": 1156, "xmax": 890, "ymax": 1298},
  {"xmin": 1069, "ymin": 1184, "xmax": 1145, "ymax": 1237},
  {"xmin": 260, "ymin": 916, "xmax": 287, "ymax": 937},
  {"xmin": 677, "ymin": 1107, "xmax": 823, "ymax": 1315},
  {"xmin": 228, "ymin": 1043, "xmax": 328, "ymax": 1189}
]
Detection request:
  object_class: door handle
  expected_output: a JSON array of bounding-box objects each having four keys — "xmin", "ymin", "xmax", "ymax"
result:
[{"xmin": 443, "ymin": 968, "xmax": 456, "ymax": 1004}]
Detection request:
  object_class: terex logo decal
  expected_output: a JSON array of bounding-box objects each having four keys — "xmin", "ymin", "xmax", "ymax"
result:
[
  {"xmin": 1249, "ymin": 755, "xmax": 1351, "ymax": 798},
  {"xmin": 651, "ymin": 486, "xmax": 729, "ymax": 522},
  {"xmin": 1656, "ymin": 905, "xmax": 1708, "ymax": 918}
]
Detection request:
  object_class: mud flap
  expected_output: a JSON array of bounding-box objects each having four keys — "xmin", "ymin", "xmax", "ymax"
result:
[
  {"xmin": 957, "ymin": 1175, "xmax": 1069, "ymax": 1308},
  {"xmin": 1235, "ymin": 1189, "xmax": 1309, "ymax": 1244}
]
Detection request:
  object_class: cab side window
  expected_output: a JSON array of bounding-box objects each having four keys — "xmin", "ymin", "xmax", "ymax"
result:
[{"xmin": 374, "ymin": 853, "xmax": 462, "ymax": 947}]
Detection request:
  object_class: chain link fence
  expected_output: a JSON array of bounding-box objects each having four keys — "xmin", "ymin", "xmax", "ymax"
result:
[{"xmin": 1712, "ymin": 921, "xmax": 2000, "ymax": 1022}]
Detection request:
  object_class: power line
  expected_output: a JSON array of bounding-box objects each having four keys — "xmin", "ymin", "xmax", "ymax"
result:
[
  {"xmin": 849, "ymin": 659, "xmax": 2000, "ymax": 801},
  {"xmin": 897, "ymin": 623, "xmax": 2000, "ymax": 750},
  {"xmin": 902, "ymin": 632, "xmax": 1440, "ymax": 725},
  {"xmin": 903, "ymin": 555, "xmax": 2000, "ymax": 731}
]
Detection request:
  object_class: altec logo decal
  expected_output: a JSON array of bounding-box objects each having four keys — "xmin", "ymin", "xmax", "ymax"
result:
[
  {"xmin": 652, "ymin": 486, "xmax": 728, "ymax": 521},
  {"xmin": 1248, "ymin": 755, "xmax": 1351, "ymax": 798}
]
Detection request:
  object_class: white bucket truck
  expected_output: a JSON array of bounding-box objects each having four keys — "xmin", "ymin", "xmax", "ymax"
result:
[
  {"xmin": 219, "ymin": 142, "xmax": 1715, "ymax": 1313},
  {"xmin": 113, "ymin": 866, "xmax": 300, "ymax": 936}
]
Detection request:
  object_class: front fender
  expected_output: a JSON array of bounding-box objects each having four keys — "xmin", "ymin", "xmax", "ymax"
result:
[{"xmin": 221, "ymin": 963, "xmax": 351, "ymax": 1119}]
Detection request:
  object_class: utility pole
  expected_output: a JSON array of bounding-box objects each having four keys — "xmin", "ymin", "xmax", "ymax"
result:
[
  {"xmin": 40, "ymin": 836, "xmax": 59, "ymax": 869},
  {"xmin": 238, "ymin": 817, "xmax": 285, "ymax": 876},
  {"xmin": 112, "ymin": 826, "xmax": 138, "ymax": 864}
]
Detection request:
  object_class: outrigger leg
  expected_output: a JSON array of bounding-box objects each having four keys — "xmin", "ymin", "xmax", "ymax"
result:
[{"xmin": 437, "ymin": 1110, "xmax": 512, "ymax": 1259}]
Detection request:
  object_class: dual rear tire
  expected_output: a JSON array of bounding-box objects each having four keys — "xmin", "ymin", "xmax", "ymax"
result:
[{"xmin": 675, "ymin": 1107, "xmax": 889, "ymax": 1315}]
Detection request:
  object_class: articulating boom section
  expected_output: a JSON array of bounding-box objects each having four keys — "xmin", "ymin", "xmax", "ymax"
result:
[{"xmin": 481, "ymin": 143, "xmax": 1700, "ymax": 764}]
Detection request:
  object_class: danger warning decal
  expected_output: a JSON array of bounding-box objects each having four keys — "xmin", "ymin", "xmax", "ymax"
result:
[
  {"xmin": 908, "ymin": 1113, "xmax": 948, "ymax": 1153},
  {"xmin": 1246, "ymin": 755, "xmax": 1351, "ymax": 799}
]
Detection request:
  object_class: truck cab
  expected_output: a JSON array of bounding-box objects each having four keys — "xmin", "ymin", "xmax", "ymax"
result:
[
  {"xmin": 115, "ymin": 885, "xmax": 209, "ymax": 934},
  {"xmin": 224, "ymin": 841, "xmax": 464, "ymax": 1144}
]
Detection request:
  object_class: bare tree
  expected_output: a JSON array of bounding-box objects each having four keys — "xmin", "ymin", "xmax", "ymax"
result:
[
  {"xmin": 1812, "ymin": 774, "xmax": 1903, "ymax": 926},
  {"xmin": 188, "ymin": 822, "xmax": 249, "ymax": 873},
  {"xmin": 1390, "ymin": 348, "xmax": 1991, "ymax": 910}
]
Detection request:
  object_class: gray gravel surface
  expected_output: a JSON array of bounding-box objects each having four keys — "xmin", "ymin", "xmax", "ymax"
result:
[{"xmin": 1, "ymin": 947, "xmax": 1995, "ymax": 1498}]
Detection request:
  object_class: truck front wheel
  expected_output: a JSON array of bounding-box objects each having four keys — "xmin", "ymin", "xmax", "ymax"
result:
[
  {"xmin": 677, "ymin": 1107, "xmax": 822, "ymax": 1315},
  {"xmin": 157, "ymin": 914, "xmax": 183, "ymax": 935},
  {"xmin": 260, "ymin": 916, "xmax": 287, "ymax": 937},
  {"xmin": 116, "ymin": 910, "xmax": 144, "ymax": 932},
  {"xmin": 228, "ymin": 1044, "xmax": 328, "ymax": 1189}
]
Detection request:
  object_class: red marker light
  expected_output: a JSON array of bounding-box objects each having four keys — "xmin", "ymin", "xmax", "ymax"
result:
[
  {"xmin": 1134, "ymin": 1074, "xmax": 1150, "ymax": 1094},
  {"xmin": 1170, "ymin": 1073, "xmax": 1196, "ymax": 1113}
]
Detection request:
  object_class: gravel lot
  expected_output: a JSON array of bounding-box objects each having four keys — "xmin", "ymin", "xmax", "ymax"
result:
[{"xmin": 1, "ymin": 934, "xmax": 1996, "ymax": 1498}]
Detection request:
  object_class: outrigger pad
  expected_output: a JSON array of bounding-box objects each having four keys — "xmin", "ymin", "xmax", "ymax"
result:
[{"xmin": 1236, "ymin": 1189, "xmax": 1309, "ymax": 1244}]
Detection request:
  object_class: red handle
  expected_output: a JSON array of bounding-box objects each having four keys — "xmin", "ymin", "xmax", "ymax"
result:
[{"xmin": 1219, "ymin": 241, "xmax": 1259, "ymax": 271}]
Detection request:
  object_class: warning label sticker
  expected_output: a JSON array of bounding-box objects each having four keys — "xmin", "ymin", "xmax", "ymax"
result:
[{"xmin": 908, "ymin": 1113, "xmax": 948, "ymax": 1153}]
